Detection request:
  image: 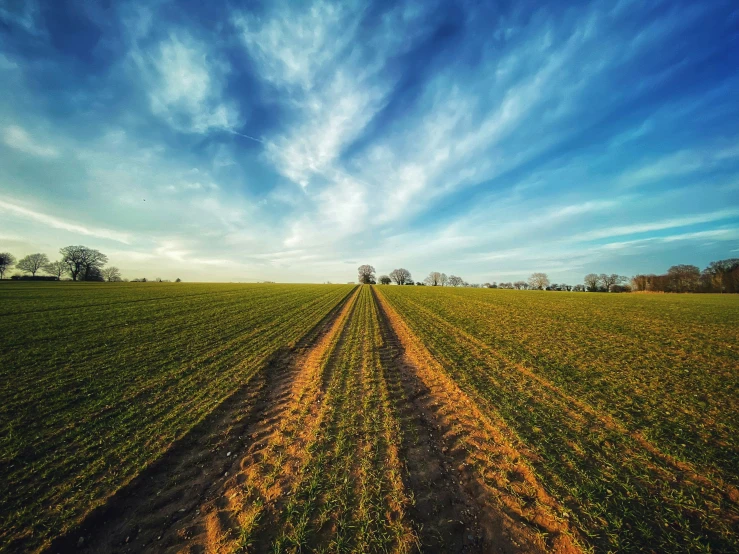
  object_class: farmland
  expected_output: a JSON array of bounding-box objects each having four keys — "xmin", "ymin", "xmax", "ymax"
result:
[
  {"xmin": 0, "ymin": 282, "xmax": 355, "ymax": 552},
  {"xmin": 379, "ymin": 287, "xmax": 739, "ymax": 552},
  {"xmin": 1, "ymin": 283, "xmax": 738, "ymax": 553}
]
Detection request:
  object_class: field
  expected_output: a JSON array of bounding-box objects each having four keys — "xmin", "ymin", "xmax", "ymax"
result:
[{"xmin": 1, "ymin": 283, "xmax": 737, "ymax": 553}]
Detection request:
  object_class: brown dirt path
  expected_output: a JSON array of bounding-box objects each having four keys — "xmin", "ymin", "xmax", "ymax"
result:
[
  {"xmin": 45, "ymin": 287, "xmax": 359, "ymax": 554},
  {"xmin": 373, "ymin": 287, "xmax": 583, "ymax": 554}
]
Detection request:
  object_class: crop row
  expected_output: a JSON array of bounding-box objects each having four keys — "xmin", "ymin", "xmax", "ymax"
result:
[
  {"xmin": 271, "ymin": 285, "xmax": 415, "ymax": 552},
  {"xmin": 378, "ymin": 286, "xmax": 739, "ymax": 553},
  {"xmin": 0, "ymin": 283, "xmax": 355, "ymax": 553}
]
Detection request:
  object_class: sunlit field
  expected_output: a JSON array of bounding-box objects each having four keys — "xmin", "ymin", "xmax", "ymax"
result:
[{"xmin": 1, "ymin": 283, "xmax": 737, "ymax": 553}]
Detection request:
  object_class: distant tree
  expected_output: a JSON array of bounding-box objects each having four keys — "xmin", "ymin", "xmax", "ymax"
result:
[
  {"xmin": 666, "ymin": 264, "xmax": 700, "ymax": 292},
  {"xmin": 415, "ymin": 281, "xmax": 425, "ymax": 286},
  {"xmin": 175, "ymin": 277, "xmax": 182, "ymax": 283},
  {"xmin": 631, "ymin": 274, "xmax": 649, "ymax": 292},
  {"xmin": 528, "ymin": 272, "xmax": 550, "ymax": 290},
  {"xmin": 424, "ymin": 271, "xmax": 443, "ymax": 286},
  {"xmin": 101, "ymin": 266, "xmax": 122, "ymax": 282},
  {"xmin": 447, "ymin": 275, "xmax": 464, "ymax": 287},
  {"xmin": 60, "ymin": 245, "xmax": 108, "ymax": 281},
  {"xmin": 379, "ymin": 275, "xmax": 392, "ymax": 285},
  {"xmin": 80, "ymin": 266, "xmax": 104, "ymax": 281},
  {"xmin": 573, "ymin": 284, "xmax": 586, "ymax": 292},
  {"xmin": 584, "ymin": 273, "xmax": 601, "ymax": 292},
  {"xmin": 358, "ymin": 264, "xmax": 376, "ymax": 284},
  {"xmin": 512, "ymin": 281, "xmax": 526, "ymax": 290},
  {"xmin": 440, "ymin": 273, "xmax": 448, "ymax": 286},
  {"xmin": 610, "ymin": 284, "xmax": 632, "ymax": 293},
  {"xmin": 0, "ymin": 252, "xmax": 17, "ymax": 279},
  {"xmin": 600, "ymin": 273, "xmax": 627, "ymax": 292},
  {"xmin": 16, "ymin": 253, "xmax": 49, "ymax": 276},
  {"xmin": 43, "ymin": 260, "xmax": 66, "ymax": 279},
  {"xmin": 389, "ymin": 268, "xmax": 412, "ymax": 285},
  {"xmin": 704, "ymin": 258, "xmax": 739, "ymax": 293}
]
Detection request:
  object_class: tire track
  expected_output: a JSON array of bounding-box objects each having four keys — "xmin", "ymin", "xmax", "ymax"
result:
[
  {"xmin": 45, "ymin": 286, "xmax": 359, "ymax": 554},
  {"xmin": 373, "ymin": 287, "xmax": 582, "ymax": 554},
  {"xmin": 193, "ymin": 285, "xmax": 360, "ymax": 553},
  {"xmin": 267, "ymin": 285, "xmax": 417, "ymax": 553},
  {"xmin": 378, "ymin": 289, "xmax": 739, "ymax": 552}
]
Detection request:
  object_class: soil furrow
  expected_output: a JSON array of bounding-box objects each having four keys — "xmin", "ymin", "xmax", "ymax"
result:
[
  {"xmin": 44, "ymin": 286, "xmax": 358, "ymax": 554},
  {"xmin": 372, "ymin": 287, "xmax": 582, "ymax": 554}
]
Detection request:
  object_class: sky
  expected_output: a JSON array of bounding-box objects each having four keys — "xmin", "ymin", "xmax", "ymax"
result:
[{"xmin": 0, "ymin": 0, "xmax": 738, "ymax": 284}]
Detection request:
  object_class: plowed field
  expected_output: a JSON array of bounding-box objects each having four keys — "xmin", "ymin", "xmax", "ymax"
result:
[{"xmin": 1, "ymin": 283, "xmax": 737, "ymax": 553}]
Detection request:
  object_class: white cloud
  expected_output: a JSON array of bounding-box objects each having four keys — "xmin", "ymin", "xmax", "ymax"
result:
[
  {"xmin": 579, "ymin": 209, "xmax": 739, "ymax": 241},
  {"xmin": 134, "ymin": 33, "xmax": 238, "ymax": 133},
  {"xmin": 0, "ymin": 1, "xmax": 43, "ymax": 35},
  {"xmin": 235, "ymin": 2, "xmax": 405, "ymax": 189},
  {"xmin": 600, "ymin": 228, "xmax": 739, "ymax": 251},
  {"xmin": 0, "ymin": 53, "xmax": 18, "ymax": 70},
  {"xmin": 619, "ymin": 145, "xmax": 739, "ymax": 188},
  {"xmin": 0, "ymin": 198, "xmax": 133, "ymax": 243},
  {"xmin": 3, "ymin": 125, "xmax": 58, "ymax": 157}
]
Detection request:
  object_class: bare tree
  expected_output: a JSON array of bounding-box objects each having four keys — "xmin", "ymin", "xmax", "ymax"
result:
[
  {"xmin": 357, "ymin": 264, "xmax": 376, "ymax": 284},
  {"xmin": 16, "ymin": 253, "xmax": 49, "ymax": 276},
  {"xmin": 440, "ymin": 273, "xmax": 448, "ymax": 286},
  {"xmin": 379, "ymin": 275, "xmax": 391, "ymax": 285},
  {"xmin": 528, "ymin": 272, "xmax": 550, "ymax": 290},
  {"xmin": 43, "ymin": 260, "xmax": 67, "ymax": 279},
  {"xmin": 0, "ymin": 252, "xmax": 17, "ymax": 279},
  {"xmin": 667, "ymin": 264, "xmax": 700, "ymax": 293},
  {"xmin": 424, "ymin": 271, "xmax": 443, "ymax": 286},
  {"xmin": 447, "ymin": 275, "xmax": 464, "ymax": 287},
  {"xmin": 705, "ymin": 258, "xmax": 739, "ymax": 293},
  {"xmin": 60, "ymin": 245, "xmax": 108, "ymax": 281},
  {"xmin": 101, "ymin": 266, "xmax": 122, "ymax": 282},
  {"xmin": 513, "ymin": 281, "xmax": 526, "ymax": 290},
  {"xmin": 600, "ymin": 273, "xmax": 626, "ymax": 292},
  {"xmin": 389, "ymin": 268, "xmax": 412, "ymax": 285},
  {"xmin": 584, "ymin": 273, "xmax": 601, "ymax": 292}
]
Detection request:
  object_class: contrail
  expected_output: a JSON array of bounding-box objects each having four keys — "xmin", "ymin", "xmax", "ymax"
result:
[{"xmin": 228, "ymin": 130, "xmax": 264, "ymax": 143}]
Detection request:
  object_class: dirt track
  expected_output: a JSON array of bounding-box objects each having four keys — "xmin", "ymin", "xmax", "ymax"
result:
[{"xmin": 46, "ymin": 286, "xmax": 582, "ymax": 553}]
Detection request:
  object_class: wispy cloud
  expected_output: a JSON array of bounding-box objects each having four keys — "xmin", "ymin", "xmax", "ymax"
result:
[
  {"xmin": 0, "ymin": 199, "xmax": 133, "ymax": 244},
  {"xmin": 580, "ymin": 209, "xmax": 739, "ymax": 241},
  {"xmin": 3, "ymin": 126, "xmax": 58, "ymax": 158},
  {"xmin": 619, "ymin": 147, "xmax": 739, "ymax": 188},
  {"xmin": 0, "ymin": 0, "xmax": 737, "ymax": 283},
  {"xmin": 131, "ymin": 32, "xmax": 239, "ymax": 133}
]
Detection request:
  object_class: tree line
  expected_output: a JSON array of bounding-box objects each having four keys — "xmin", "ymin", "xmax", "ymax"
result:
[
  {"xmin": 0, "ymin": 246, "xmax": 122, "ymax": 281},
  {"xmin": 631, "ymin": 260, "xmax": 739, "ymax": 293},
  {"xmin": 0, "ymin": 245, "xmax": 181, "ymax": 283},
  {"xmin": 358, "ymin": 258, "xmax": 739, "ymax": 293}
]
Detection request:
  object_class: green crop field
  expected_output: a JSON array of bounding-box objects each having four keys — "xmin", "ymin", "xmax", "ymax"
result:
[
  {"xmin": 0, "ymin": 282, "xmax": 355, "ymax": 552},
  {"xmin": 1, "ymin": 283, "xmax": 737, "ymax": 553},
  {"xmin": 378, "ymin": 286, "xmax": 739, "ymax": 552}
]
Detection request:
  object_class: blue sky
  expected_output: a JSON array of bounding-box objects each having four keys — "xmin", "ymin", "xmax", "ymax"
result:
[{"xmin": 0, "ymin": 0, "xmax": 738, "ymax": 283}]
